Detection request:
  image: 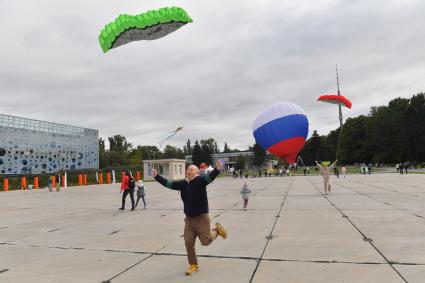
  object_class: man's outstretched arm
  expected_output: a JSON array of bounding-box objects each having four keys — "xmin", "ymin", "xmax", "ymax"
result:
[
  {"xmin": 151, "ymin": 169, "xmax": 184, "ymax": 190},
  {"xmin": 202, "ymin": 160, "xmax": 222, "ymax": 185}
]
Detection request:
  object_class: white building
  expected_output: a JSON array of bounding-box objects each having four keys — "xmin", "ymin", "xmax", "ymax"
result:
[
  {"xmin": 0, "ymin": 114, "xmax": 98, "ymax": 175},
  {"xmin": 142, "ymin": 159, "xmax": 186, "ymax": 181}
]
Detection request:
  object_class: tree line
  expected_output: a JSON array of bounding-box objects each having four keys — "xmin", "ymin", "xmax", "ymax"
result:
[
  {"xmin": 99, "ymin": 92, "xmax": 424, "ymax": 169},
  {"xmin": 301, "ymin": 93, "xmax": 425, "ymax": 165},
  {"xmin": 99, "ymin": 136, "xmax": 249, "ymax": 169}
]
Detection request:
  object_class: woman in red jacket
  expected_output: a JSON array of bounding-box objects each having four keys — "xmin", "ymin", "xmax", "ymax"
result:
[{"xmin": 120, "ymin": 170, "xmax": 135, "ymax": 210}]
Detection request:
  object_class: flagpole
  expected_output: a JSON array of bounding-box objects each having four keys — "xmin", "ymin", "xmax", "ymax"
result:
[{"xmin": 335, "ymin": 65, "xmax": 343, "ymax": 161}]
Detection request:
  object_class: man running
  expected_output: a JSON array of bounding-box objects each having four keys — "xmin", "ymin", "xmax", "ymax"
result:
[{"xmin": 151, "ymin": 160, "xmax": 227, "ymax": 276}]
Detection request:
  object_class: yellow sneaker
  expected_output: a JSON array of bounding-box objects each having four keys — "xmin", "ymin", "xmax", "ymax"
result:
[
  {"xmin": 215, "ymin": 223, "xmax": 227, "ymax": 239},
  {"xmin": 185, "ymin": 264, "xmax": 199, "ymax": 276}
]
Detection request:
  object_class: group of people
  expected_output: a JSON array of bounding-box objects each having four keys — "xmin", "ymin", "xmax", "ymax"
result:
[
  {"xmin": 359, "ymin": 163, "xmax": 372, "ymax": 174},
  {"xmin": 47, "ymin": 174, "xmax": 61, "ymax": 192},
  {"xmin": 396, "ymin": 162, "xmax": 410, "ymax": 174},
  {"xmin": 119, "ymin": 170, "xmax": 147, "ymax": 211}
]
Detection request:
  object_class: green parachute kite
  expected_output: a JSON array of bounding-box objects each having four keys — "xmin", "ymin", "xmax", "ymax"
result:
[{"xmin": 99, "ymin": 7, "xmax": 193, "ymax": 53}]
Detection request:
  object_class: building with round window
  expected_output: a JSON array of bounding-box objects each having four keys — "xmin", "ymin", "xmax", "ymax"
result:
[{"xmin": 0, "ymin": 114, "xmax": 99, "ymax": 175}]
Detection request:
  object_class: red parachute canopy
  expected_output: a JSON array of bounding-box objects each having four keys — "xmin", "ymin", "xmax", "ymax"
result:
[{"xmin": 317, "ymin": 94, "xmax": 352, "ymax": 109}]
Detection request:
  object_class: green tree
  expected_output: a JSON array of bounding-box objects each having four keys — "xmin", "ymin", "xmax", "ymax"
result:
[
  {"xmin": 300, "ymin": 130, "xmax": 323, "ymax": 165},
  {"xmin": 223, "ymin": 142, "xmax": 230, "ymax": 153},
  {"xmin": 163, "ymin": 145, "xmax": 184, "ymax": 159},
  {"xmin": 99, "ymin": 138, "xmax": 106, "ymax": 168},
  {"xmin": 183, "ymin": 139, "xmax": 192, "ymax": 155},
  {"xmin": 191, "ymin": 140, "xmax": 202, "ymax": 166},
  {"xmin": 104, "ymin": 135, "xmax": 132, "ymax": 167},
  {"xmin": 108, "ymin": 135, "xmax": 132, "ymax": 152},
  {"xmin": 235, "ymin": 155, "xmax": 246, "ymax": 170},
  {"xmin": 200, "ymin": 139, "xmax": 214, "ymax": 165},
  {"xmin": 404, "ymin": 93, "xmax": 425, "ymax": 161},
  {"xmin": 251, "ymin": 143, "xmax": 266, "ymax": 167},
  {"xmin": 339, "ymin": 116, "xmax": 369, "ymax": 163}
]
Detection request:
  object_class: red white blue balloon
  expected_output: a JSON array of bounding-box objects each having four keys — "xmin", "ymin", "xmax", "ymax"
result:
[{"xmin": 252, "ymin": 102, "xmax": 309, "ymax": 163}]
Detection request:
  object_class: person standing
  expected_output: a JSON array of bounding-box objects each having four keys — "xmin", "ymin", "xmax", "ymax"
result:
[
  {"xmin": 151, "ymin": 160, "xmax": 227, "ymax": 276},
  {"xmin": 135, "ymin": 180, "xmax": 147, "ymax": 209},
  {"xmin": 341, "ymin": 166, "xmax": 347, "ymax": 178},
  {"xmin": 334, "ymin": 166, "xmax": 340, "ymax": 178},
  {"xmin": 47, "ymin": 176, "xmax": 53, "ymax": 192},
  {"xmin": 119, "ymin": 170, "xmax": 135, "ymax": 211},
  {"xmin": 315, "ymin": 160, "xmax": 337, "ymax": 194},
  {"xmin": 240, "ymin": 182, "xmax": 252, "ymax": 210},
  {"xmin": 199, "ymin": 163, "xmax": 208, "ymax": 176},
  {"xmin": 55, "ymin": 173, "xmax": 61, "ymax": 192}
]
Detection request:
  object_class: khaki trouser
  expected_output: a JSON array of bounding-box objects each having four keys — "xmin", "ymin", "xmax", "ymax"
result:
[{"xmin": 184, "ymin": 213, "xmax": 215, "ymax": 265}]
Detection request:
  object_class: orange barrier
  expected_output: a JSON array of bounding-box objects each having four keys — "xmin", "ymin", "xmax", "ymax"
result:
[
  {"xmin": 107, "ymin": 172, "xmax": 111, "ymax": 184},
  {"xmin": 21, "ymin": 176, "xmax": 27, "ymax": 190},
  {"xmin": 3, "ymin": 178, "xmax": 8, "ymax": 191},
  {"xmin": 78, "ymin": 174, "xmax": 83, "ymax": 186},
  {"xmin": 34, "ymin": 176, "xmax": 39, "ymax": 189},
  {"xmin": 136, "ymin": 171, "xmax": 141, "ymax": 181},
  {"xmin": 61, "ymin": 175, "xmax": 65, "ymax": 188},
  {"xmin": 83, "ymin": 174, "xmax": 87, "ymax": 186},
  {"xmin": 99, "ymin": 172, "xmax": 103, "ymax": 184},
  {"xmin": 51, "ymin": 176, "xmax": 56, "ymax": 188}
]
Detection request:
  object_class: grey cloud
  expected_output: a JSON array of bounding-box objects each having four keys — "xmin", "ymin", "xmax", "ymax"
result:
[{"xmin": 1, "ymin": 0, "xmax": 424, "ymax": 150}]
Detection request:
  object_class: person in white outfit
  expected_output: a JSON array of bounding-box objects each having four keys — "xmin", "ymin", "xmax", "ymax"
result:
[
  {"xmin": 315, "ymin": 160, "xmax": 337, "ymax": 194},
  {"xmin": 341, "ymin": 166, "xmax": 347, "ymax": 178},
  {"xmin": 240, "ymin": 182, "xmax": 252, "ymax": 209}
]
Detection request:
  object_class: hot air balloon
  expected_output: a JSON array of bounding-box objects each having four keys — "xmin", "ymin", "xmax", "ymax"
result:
[
  {"xmin": 253, "ymin": 102, "xmax": 309, "ymax": 163},
  {"xmin": 98, "ymin": 6, "xmax": 193, "ymax": 53}
]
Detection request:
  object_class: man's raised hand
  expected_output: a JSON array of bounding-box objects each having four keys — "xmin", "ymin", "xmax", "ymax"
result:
[
  {"xmin": 151, "ymin": 168, "xmax": 158, "ymax": 177},
  {"xmin": 215, "ymin": 160, "xmax": 223, "ymax": 171}
]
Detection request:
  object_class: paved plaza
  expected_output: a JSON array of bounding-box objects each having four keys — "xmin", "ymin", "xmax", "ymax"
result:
[{"xmin": 1, "ymin": 173, "xmax": 425, "ymax": 283}]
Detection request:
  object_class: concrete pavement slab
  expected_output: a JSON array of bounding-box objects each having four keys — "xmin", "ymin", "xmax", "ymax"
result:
[
  {"xmin": 343, "ymin": 210, "xmax": 425, "ymax": 263},
  {"xmin": 111, "ymin": 255, "xmax": 257, "ymax": 283},
  {"xmin": 394, "ymin": 265, "xmax": 425, "ymax": 283},
  {"xmin": 252, "ymin": 261, "xmax": 404, "ymax": 283},
  {"xmin": 264, "ymin": 209, "xmax": 385, "ymax": 263},
  {"xmin": 0, "ymin": 247, "xmax": 147, "ymax": 283}
]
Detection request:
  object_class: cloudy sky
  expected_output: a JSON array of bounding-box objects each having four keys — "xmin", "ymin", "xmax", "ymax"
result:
[{"xmin": 1, "ymin": 0, "xmax": 424, "ymax": 151}]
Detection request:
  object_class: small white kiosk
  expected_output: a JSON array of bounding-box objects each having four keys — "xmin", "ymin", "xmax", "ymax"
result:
[{"xmin": 142, "ymin": 159, "xmax": 186, "ymax": 181}]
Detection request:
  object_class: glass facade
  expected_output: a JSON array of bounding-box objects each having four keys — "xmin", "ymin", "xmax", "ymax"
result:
[{"xmin": 0, "ymin": 114, "xmax": 98, "ymax": 175}]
